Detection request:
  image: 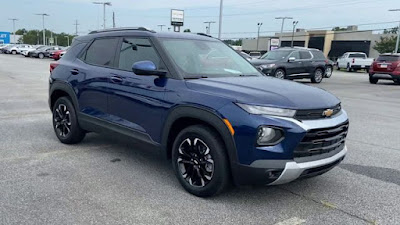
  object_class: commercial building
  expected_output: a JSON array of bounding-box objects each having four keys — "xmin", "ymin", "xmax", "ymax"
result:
[
  {"xmin": 0, "ymin": 32, "xmax": 11, "ymax": 44},
  {"xmin": 242, "ymin": 26, "xmax": 395, "ymax": 59}
]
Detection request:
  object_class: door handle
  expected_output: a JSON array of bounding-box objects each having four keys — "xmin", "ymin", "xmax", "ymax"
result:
[
  {"xmin": 110, "ymin": 76, "xmax": 123, "ymax": 83},
  {"xmin": 70, "ymin": 69, "xmax": 79, "ymax": 75}
]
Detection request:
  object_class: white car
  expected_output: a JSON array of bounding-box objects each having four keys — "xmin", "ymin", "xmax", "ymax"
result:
[
  {"xmin": 8, "ymin": 44, "xmax": 33, "ymax": 54},
  {"xmin": 337, "ymin": 52, "xmax": 374, "ymax": 72},
  {"xmin": 22, "ymin": 45, "xmax": 45, "ymax": 57}
]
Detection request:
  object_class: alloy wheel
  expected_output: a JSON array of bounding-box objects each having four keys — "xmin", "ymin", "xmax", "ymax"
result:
[
  {"xmin": 54, "ymin": 104, "xmax": 71, "ymax": 137},
  {"xmin": 177, "ymin": 137, "xmax": 214, "ymax": 187},
  {"xmin": 275, "ymin": 70, "xmax": 285, "ymax": 79},
  {"xmin": 315, "ymin": 69, "xmax": 323, "ymax": 82},
  {"xmin": 325, "ymin": 67, "xmax": 332, "ymax": 77}
]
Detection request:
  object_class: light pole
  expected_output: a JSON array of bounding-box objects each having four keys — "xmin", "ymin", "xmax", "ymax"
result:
[
  {"xmin": 218, "ymin": 0, "xmax": 223, "ymax": 39},
  {"xmin": 389, "ymin": 9, "xmax": 400, "ymax": 53},
  {"xmin": 35, "ymin": 13, "xmax": 49, "ymax": 45},
  {"xmin": 8, "ymin": 18, "xmax": 18, "ymax": 44},
  {"xmin": 157, "ymin": 25, "xmax": 166, "ymax": 31},
  {"xmin": 256, "ymin": 23, "xmax": 263, "ymax": 51},
  {"xmin": 74, "ymin": 20, "xmax": 79, "ymax": 36},
  {"xmin": 65, "ymin": 36, "xmax": 70, "ymax": 46},
  {"xmin": 93, "ymin": 2, "xmax": 112, "ymax": 29},
  {"xmin": 275, "ymin": 17, "xmax": 293, "ymax": 47},
  {"xmin": 291, "ymin": 21, "xmax": 299, "ymax": 47},
  {"xmin": 204, "ymin": 21, "xmax": 216, "ymax": 34}
]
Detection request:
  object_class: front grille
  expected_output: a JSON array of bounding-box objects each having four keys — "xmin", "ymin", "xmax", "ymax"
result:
[
  {"xmin": 299, "ymin": 156, "xmax": 345, "ymax": 178},
  {"xmin": 294, "ymin": 120, "xmax": 349, "ymax": 158},
  {"xmin": 295, "ymin": 104, "xmax": 341, "ymax": 120}
]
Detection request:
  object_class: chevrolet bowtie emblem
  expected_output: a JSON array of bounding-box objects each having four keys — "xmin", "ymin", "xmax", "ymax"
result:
[{"xmin": 323, "ymin": 109, "xmax": 334, "ymax": 117}]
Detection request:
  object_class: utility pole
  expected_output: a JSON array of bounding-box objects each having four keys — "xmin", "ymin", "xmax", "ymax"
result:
[
  {"xmin": 157, "ymin": 25, "xmax": 166, "ymax": 31},
  {"xmin": 204, "ymin": 21, "xmax": 216, "ymax": 35},
  {"xmin": 291, "ymin": 21, "xmax": 299, "ymax": 47},
  {"xmin": 275, "ymin": 16, "xmax": 293, "ymax": 47},
  {"xmin": 73, "ymin": 20, "xmax": 79, "ymax": 36},
  {"xmin": 35, "ymin": 13, "xmax": 49, "ymax": 45},
  {"xmin": 218, "ymin": 0, "xmax": 223, "ymax": 39},
  {"xmin": 50, "ymin": 30, "xmax": 53, "ymax": 45},
  {"xmin": 257, "ymin": 22, "xmax": 263, "ymax": 51},
  {"xmin": 8, "ymin": 18, "xmax": 18, "ymax": 44},
  {"xmin": 93, "ymin": 2, "xmax": 112, "ymax": 29},
  {"xmin": 389, "ymin": 9, "xmax": 400, "ymax": 53},
  {"xmin": 113, "ymin": 12, "xmax": 116, "ymax": 28},
  {"xmin": 65, "ymin": 36, "xmax": 70, "ymax": 46}
]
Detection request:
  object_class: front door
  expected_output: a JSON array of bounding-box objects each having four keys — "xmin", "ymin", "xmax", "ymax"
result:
[{"xmin": 285, "ymin": 51, "xmax": 304, "ymax": 75}]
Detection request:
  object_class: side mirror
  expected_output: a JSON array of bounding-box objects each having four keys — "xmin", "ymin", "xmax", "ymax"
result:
[
  {"xmin": 288, "ymin": 57, "xmax": 296, "ymax": 62},
  {"xmin": 132, "ymin": 61, "xmax": 167, "ymax": 77}
]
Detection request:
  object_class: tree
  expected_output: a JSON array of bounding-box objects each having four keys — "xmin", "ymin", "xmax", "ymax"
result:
[
  {"xmin": 374, "ymin": 36, "xmax": 398, "ymax": 53},
  {"xmin": 183, "ymin": 29, "xmax": 191, "ymax": 33},
  {"xmin": 332, "ymin": 27, "xmax": 347, "ymax": 31},
  {"xmin": 223, "ymin": 39, "xmax": 242, "ymax": 46},
  {"xmin": 383, "ymin": 27, "xmax": 399, "ymax": 34}
]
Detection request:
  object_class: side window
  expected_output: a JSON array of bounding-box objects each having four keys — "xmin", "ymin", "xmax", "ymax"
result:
[
  {"xmin": 84, "ymin": 38, "xmax": 119, "ymax": 67},
  {"xmin": 117, "ymin": 38, "xmax": 165, "ymax": 71},
  {"xmin": 300, "ymin": 51, "xmax": 312, "ymax": 60},
  {"xmin": 289, "ymin": 51, "xmax": 300, "ymax": 60}
]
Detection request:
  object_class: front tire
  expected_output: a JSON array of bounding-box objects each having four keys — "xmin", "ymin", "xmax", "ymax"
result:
[
  {"xmin": 172, "ymin": 125, "xmax": 230, "ymax": 197},
  {"xmin": 274, "ymin": 69, "xmax": 286, "ymax": 79},
  {"xmin": 11, "ymin": 50, "xmax": 17, "ymax": 55},
  {"xmin": 325, "ymin": 66, "xmax": 333, "ymax": 78},
  {"xmin": 39, "ymin": 53, "xmax": 44, "ymax": 59},
  {"xmin": 52, "ymin": 97, "xmax": 86, "ymax": 144},
  {"xmin": 311, "ymin": 68, "xmax": 324, "ymax": 83}
]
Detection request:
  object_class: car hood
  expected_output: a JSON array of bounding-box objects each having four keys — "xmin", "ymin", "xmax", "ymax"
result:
[
  {"xmin": 185, "ymin": 76, "xmax": 340, "ymax": 110},
  {"xmin": 250, "ymin": 59, "xmax": 282, "ymax": 66}
]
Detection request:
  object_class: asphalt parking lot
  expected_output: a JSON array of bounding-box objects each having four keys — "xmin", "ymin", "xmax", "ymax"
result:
[{"xmin": 0, "ymin": 53, "xmax": 399, "ymax": 225}]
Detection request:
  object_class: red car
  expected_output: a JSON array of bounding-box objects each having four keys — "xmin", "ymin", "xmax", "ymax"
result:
[
  {"xmin": 369, "ymin": 54, "xmax": 400, "ymax": 84},
  {"xmin": 52, "ymin": 50, "xmax": 64, "ymax": 60}
]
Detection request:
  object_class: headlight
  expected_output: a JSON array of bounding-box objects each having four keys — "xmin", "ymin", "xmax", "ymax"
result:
[
  {"xmin": 236, "ymin": 103, "xmax": 296, "ymax": 117},
  {"xmin": 260, "ymin": 64, "xmax": 276, "ymax": 68},
  {"xmin": 257, "ymin": 126, "xmax": 284, "ymax": 146}
]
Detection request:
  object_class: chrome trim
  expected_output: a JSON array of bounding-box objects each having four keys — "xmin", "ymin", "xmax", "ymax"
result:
[{"xmin": 268, "ymin": 146, "xmax": 347, "ymax": 185}]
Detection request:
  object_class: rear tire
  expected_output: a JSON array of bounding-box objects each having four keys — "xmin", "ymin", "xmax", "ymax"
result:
[
  {"xmin": 369, "ymin": 76, "xmax": 378, "ymax": 84},
  {"xmin": 52, "ymin": 97, "xmax": 86, "ymax": 144},
  {"xmin": 346, "ymin": 64, "xmax": 352, "ymax": 72},
  {"xmin": 311, "ymin": 68, "xmax": 324, "ymax": 83},
  {"xmin": 394, "ymin": 79, "xmax": 400, "ymax": 85},
  {"xmin": 325, "ymin": 66, "xmax": 333, "ymax": 78},
  {"xmin": 172, "ymin": 125, "xmax": 230, "ymax": 197},
  {"xmin": 11, "ymin": 50, "xmax": 16, "ymax": 55},
  {"xmin": 39, "ymin": 53, "xmax": 44, "ymax": 59}
]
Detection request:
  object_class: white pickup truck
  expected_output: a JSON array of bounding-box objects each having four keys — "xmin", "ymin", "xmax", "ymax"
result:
[{"xmin": 337, "ymin": 52, "xmax": 374, "ymax": 72}]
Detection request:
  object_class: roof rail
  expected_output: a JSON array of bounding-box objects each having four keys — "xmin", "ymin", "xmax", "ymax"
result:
[
  {"xmin": 196, "ymin": 33, "xmax": 213, "ymax": 38},
  {"xmin": 89, "ymin": 27, "xmax": 155, "ymax": 34}
]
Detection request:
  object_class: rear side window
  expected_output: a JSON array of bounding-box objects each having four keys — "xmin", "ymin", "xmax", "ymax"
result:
[
  {"xmin": 84, "ymin": 38, "xmax": 119, "ymax": 67},
  {"xmin": 377, "ymin": 55, "xmax": 400, "ymax": 62},
  {"xmin": 311, "ymin": 50, "xmax": 326, "ymax": 60},
  {"xmin": 349, "ymin": 53, "xmax": 366, "ymax": 59},
  {"xmin": 300, "ymin": 51, "xmax": 312, "ymax": 60},
  {"xmin": 117, "ymin": 38, "xmax": 165, "ymax": 71}
]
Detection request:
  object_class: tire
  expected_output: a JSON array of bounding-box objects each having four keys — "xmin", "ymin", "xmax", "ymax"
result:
[
  {"xmin": 336, "ymin": 63, "xmax": 340, "ymax": 70},
  {"xmin": 274, "ymin": 69, "xmax": 286, "ymax": 79},
  {"xmin": 39, "ymin": 53, "xmax": 44, "ymax": 59},
  {"xmin": 346, "ymin": 64, "xmax": 352, "ymax": 72},
  {"xmin": 369, "ymin": 76, "xmax": 378, "ymax": 84},
  {"xmin": 394, "ymin": 79, "xmax": 400, "ymax": 85},
  {"xmin": 11, "ymin": 50, "xmax": 16, "ymax": 55},
  {"xmin": 311, "ymin": 68, "xmax": 324, "ymax": 83},
  {"xmin": 171, "ymin": 125, "xmax": 230, "ymax": 197},
  {"xmin": 325, "ymin": 66, "xmax": 333, "ymax": 78},
  {"xmin": 52, "ymin": 97, "xmax": 86, "ymax": 144}
]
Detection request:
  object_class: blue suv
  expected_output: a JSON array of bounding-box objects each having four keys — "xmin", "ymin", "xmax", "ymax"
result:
[{"xmin": 49, "ymin": 28, "xmax": 349, "ymax": 197}]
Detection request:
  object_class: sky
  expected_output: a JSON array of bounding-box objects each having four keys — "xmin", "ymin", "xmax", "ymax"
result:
[{"xmin": 0, "ymin": 0, "xmax": 399, "ymax": 39}]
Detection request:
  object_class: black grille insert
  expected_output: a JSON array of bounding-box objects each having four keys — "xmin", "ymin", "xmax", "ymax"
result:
[
  {"xmin": 294, "ymin": 120, "xmax": 349, "ymax": 158},
  {"xmin": 295, "ymin": 104, "xmax": 341, "ymax": 120}
]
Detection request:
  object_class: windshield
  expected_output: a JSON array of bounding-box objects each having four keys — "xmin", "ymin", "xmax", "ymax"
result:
[
  {"xmin": 36, "ymin": 46, "xmax": 46, "ymax": 50},
  {"xmin": 260, "ymin": 50, "xmax": 292, "ymax": 60},
  {"xmin": 160, "ymin": 38, "xmax": 261, "ymax": 78},
  {"xmin": 349, "ymin": 53, "xmax": 366, "ymax": 58}
]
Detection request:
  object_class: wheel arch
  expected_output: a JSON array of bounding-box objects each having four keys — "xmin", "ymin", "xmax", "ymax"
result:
[{"xmin": 49, "ymin": 81, "xmax": 79, "ymax": 111}]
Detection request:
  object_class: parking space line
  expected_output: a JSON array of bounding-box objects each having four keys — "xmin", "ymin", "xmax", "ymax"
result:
[{"xmin": 274, "ymin": 217, "xmax": 306, "ymax": 225}]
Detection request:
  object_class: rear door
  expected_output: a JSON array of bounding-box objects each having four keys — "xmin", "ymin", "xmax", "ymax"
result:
[{"xmin": 299, "ymin": 51, "xmax": 314, "ymax": 74}]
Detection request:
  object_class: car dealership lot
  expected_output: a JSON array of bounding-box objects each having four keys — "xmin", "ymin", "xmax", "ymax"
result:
[{"xmin": 0, "ymin": 54, "xmax": 399, "ymax": 225}]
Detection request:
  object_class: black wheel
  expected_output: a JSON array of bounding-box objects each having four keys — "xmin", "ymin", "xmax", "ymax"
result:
[
  {"xmin": 311, "ymin": 68, "xmax": 324, "ymax": 83},
  {"xmin": 346, "ymin": 64, "xmax": 352, "ymax": 72},
  {"xmin": 336, "ymin": 63, "xmax": 340, "ymax": 70},
  {"xmin": 325, "ymin": 66, "xmax": 333, "ymax": 78},
  {"xmin": 394, "ymin": 79, "xmax": 400, "ymax": 85},
  {"xmin": 172, "ymin": 125, "xmax": 230, "ymax": 197},
  {"xmin": 11, "ymin": 50, "xmax": 17, "ymax": 55},
  {"xmin": 39, "ymin": 53, "xmax": 44, "ymax": 59},
  {"xmin": 369, "ymin": 76, "xmax": 378, "ymax": 84},
  {"xmin": 52, "ymin": 97, "xmax": 86, "ymax": 144},
  {"xmin": 274, "ymin": 69, "xmax": 286, "ymax": 79}
]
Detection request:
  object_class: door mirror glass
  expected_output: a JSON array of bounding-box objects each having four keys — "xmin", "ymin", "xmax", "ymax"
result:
[
  {"xmin": 132, "ymin": 60, "xmax": 167, "ymax": 77},
  {"xmin": 288, "ymin": 57, "xmax": 296, "ymax": 62}
]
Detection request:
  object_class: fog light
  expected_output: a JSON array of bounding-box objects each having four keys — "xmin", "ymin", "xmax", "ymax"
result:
[{"xmin": 257, "ymin": 126, "xmax": 284, "ymax": 146}]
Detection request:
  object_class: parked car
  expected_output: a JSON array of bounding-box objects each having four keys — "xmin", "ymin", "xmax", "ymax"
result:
[
  {"xmin": 48, "ymin": 47, "xmax": 65, "ymax": 58},
  {"xmin": 325, "ymin": 59, "xmax": 335, "ymax": 78},
  {"xmin": 52, "ymin": 48, "xmax": 68, "ymax": 60},
  {"xmin": 336, "ymin": 52, "xmax": 374, "ymax": 72},
  {"xmin": 1, "ymin": 44, "xmax": 16, "ymax": 54},
  {"xmin": 251, "ymin": 47, "xmax": 327, "ymax": 83},
  {"xmin": 0, "ymin": 44, "xmax": 12, "ymax": 52},
  {"xmin": 249, "ymin": 51, "xmax": 262, "ymax": 59},
  {"xmin": 23, "ymin": 45, "xmax": 45, "ymax": 57},
  {"xmin": 31, "ymin": 46, "xmax": 62, "ymax": 59},
  {"xmin": 369, "ymin": 53, "xmax": 400, "ymax": 84},
  {"xmin": 236, "ymin": 51, "xmax": 252, "ymax": 61},
  {"xmin": 14, "ymin": 44, "xmax": 34, "ymax": 55},
  {"xmin": 49, "ymin": 28, "xmax": 349, "ymax": 197}
]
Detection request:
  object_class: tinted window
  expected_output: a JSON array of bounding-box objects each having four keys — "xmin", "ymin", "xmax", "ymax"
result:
[
  {"xmin": 85, "ymin": 38, "xmax": 119, "ymax": 67},
  {"xmin": 118, "ymin": 38, "xmax": 165, "ymax": 71},
  {"xmin": 300, "ymin": 51, "xmax": 312, "ymax": 60},
  {"xmin": 289, "ymin": 51, "xmax": 300, "ymax": 59},
  {"xmin": 349, "ymin": 53, "xmax": 366, "ymax": 58},
  {"xmin": 311, "ymin": 50, "xmax": 326, "ymax": 60},
  {"xmin": 261, "ymin": 50, "xmax": 292, "ymax": 60},
  {"xmin": 377, "ymin": 55, "xmax": 400, "ymax": 62}
]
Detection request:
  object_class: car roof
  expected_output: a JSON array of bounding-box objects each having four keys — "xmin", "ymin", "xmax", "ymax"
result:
[
  {"xmin": 75, "ymin": 27, "xmax": 218, "ymax": 42},
  {"xmin": 380, "ymin": 53, "xmax": 400, "ymax": 56}
]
